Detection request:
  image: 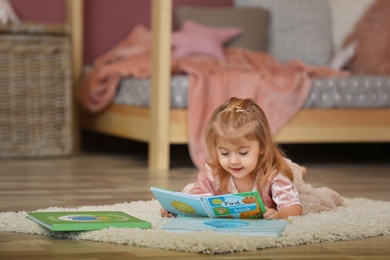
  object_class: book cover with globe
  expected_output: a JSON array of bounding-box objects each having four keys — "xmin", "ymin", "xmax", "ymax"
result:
[{"xmin": 27, "ymin": 211, "xmax": 151, "ymax": 231}]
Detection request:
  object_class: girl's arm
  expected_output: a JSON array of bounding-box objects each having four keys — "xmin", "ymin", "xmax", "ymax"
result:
[
  {"xmin": 263, "ymin": 205, "xmax": 302, "ymax": 219},
  {"xmin": 266, "ymin": 173, "xmax": 302, "ymax": 219},
  {"xmin": 186, "ymin": 164, "xmax": 217, "ymax": 196}
]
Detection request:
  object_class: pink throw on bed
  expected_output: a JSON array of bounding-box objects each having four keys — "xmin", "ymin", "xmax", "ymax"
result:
[{"xmin": 79, "ymin": 25, "xmax": 347, "ymax": 169}]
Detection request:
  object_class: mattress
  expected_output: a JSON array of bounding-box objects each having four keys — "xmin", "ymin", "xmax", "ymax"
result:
[{"xmin": 113, "ymin": 75, "xmax": 390, "ymax": 109}]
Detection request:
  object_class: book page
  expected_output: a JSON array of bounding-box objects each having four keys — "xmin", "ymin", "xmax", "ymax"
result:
[
  {"xmin": 204, "ymin": 191, "xmax": 266, "ymax": 219},
  {"xmin": 151, "ymin": 187, "xmax": 210, "ymax": 217}
]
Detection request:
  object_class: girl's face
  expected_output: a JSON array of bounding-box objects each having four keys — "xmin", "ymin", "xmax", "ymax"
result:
[{"xmin": 216, "ymin": 137, "xmax": 260, "ymax": 181}]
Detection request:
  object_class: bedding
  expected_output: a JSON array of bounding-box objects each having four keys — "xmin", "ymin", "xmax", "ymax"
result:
[
  {"xmin": 171, "ymin": 20, "xmax": 243, "ymax": 61},
  {"xmin": 109, "ymin": 1, "xmax": 390, "ymax": 110},
  {"xmin": 114, "ymin": 75, "xmax": 390, "ymax": 109},
  {"xmin": 176, "ymin": 6, "xmax": 270, "ymax": 52},
  {"xmin": 234, "ymin": 0, "xmax": 333, "ymax": 66}
]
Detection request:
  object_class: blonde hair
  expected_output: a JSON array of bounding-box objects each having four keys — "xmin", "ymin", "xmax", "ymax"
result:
[{"xmin": 205, "ymin": 97, "xmax": 293, "ymax": 193}]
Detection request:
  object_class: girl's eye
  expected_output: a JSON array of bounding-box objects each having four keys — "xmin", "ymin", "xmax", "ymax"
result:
[
  {"xmin": 239, "ymin": 151, "xmax": 248, "ymax": 155},
  {"xmin": 218, "ymin": 150, "xmax": 229, "ymax": 156}
]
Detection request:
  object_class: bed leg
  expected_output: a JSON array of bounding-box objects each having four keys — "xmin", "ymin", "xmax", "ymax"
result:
[
  {"xmin": 149, "ymin": 0, "xmax": 172, "ymax": 172},
  {"xmin": 149, "ymin": 138, "xmax": 170, "ymax": 172}
]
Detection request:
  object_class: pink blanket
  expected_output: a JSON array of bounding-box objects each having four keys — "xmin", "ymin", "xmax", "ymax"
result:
[{"xmin": 80, "ymin": 25, "xmax": 348, "ymax": 168}]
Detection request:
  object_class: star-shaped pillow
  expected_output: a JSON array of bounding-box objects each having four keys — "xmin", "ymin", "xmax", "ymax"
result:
[{"xmin": 172, "ymin": 20, "xmax": 243, "ymax": 61}]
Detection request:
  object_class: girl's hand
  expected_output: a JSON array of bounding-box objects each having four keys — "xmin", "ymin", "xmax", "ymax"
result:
[
  {"xmin": 263, "ymin": 208, "xmax": 279, "ymax": 219},
  {"xmin": 160, "ymin": 207, "xmax": 175, "ymax": 218},
  {"xmin": 263, "ymin": 205, "xmax": 302, "ymax": 219}
]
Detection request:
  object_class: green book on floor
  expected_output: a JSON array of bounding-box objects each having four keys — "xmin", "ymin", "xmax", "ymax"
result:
[{"xmin": 27, "ymin": 211, "xmax": 151, "ymax": 231}]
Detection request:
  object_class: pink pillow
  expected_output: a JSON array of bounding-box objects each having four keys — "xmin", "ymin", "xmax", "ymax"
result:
[
  {"xmin": 342, "ymin": 0, "xmax": 390, "ymax": 75},
  {"xmin": 171, "ymin": 20, "xmax": 243, "ymax": 61}
]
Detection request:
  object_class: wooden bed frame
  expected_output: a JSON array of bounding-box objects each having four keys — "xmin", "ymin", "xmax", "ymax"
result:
[
  {"xmin": 76, "ymin": 0, "xmax": 390, "ymax": 171},
  {"xmin": 54, "ymin": 0, "xmax": 83, "ymax": 154}
]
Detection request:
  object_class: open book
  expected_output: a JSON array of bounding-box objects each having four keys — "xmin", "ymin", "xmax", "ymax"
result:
[
  {"xmin": 162, "ymin": 216, "xmax": 289, "ymax": 237},
  {"xmin": 151, "ymin": 187, "xmax": 266, "ymax": 219}
]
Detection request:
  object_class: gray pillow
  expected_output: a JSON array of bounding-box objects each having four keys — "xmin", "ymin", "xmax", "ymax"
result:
[
  {"xmin": 176, "ymin": 6, "xmax": 270, "ymax": 52},
  {"xmin": 234, "ymin": 0, "xmax": 333, "ymax": 65}
]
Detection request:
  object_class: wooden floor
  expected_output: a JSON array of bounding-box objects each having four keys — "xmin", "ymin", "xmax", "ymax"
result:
[{"xmin": 0, "ymin": 134, "xmax": 389, "ymax": 259}]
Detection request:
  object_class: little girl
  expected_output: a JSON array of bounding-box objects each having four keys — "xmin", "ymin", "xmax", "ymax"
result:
[{"xmin": 161, "ymin": 97, "xmax": 304, "ymax": 219}]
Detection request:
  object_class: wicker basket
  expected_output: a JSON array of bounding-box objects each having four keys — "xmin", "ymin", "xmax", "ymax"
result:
[{"xmin": 0, "ymin": 23, "xmax": 73, "ymax": 158}]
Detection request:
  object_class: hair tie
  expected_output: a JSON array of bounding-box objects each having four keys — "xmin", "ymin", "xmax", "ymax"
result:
[{"xmin": 224, "ymin": 106, "xmax": 245, "ymax": 113}]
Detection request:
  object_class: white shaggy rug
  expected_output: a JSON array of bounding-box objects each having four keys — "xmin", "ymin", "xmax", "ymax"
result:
[{"xmin": 0, "ymin": 198, "xmax": 389, "ymax": 254}]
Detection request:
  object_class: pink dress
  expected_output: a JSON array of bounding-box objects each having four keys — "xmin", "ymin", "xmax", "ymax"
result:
[{"xmin": 188, "ymin": 163, "xmax": 301, "ymax": 211}]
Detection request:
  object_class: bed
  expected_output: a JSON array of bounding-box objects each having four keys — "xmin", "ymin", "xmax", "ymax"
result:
[{"xmin": 79, "ymin": 0, "xmax": 390, "ymax": 171}]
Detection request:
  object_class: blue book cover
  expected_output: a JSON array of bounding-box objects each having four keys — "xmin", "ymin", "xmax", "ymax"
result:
[
  {"xmin": 162, "ymin": 216, "xmax": 289, "ymax": 237},
  {"xmin": 150, "ymin": 187, "xmax": 266, "ymax": 219}
]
